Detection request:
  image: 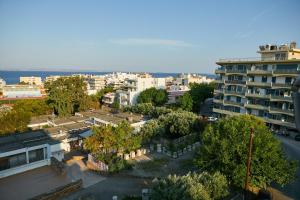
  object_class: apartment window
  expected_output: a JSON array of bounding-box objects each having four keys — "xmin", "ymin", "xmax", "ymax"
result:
[
  {"xmin": 262, "ymin": 65, "xmax": 268, "ymax": 70},
  {"xmin": 261, "ymin": 76, "xmax": 267, "ymax": 83},
  {"xmin": 236, "ymin": 97, "xmax": 241, "ymax": 103},
  {"xmin": 272, "ymin": 77, "xmax": 276, "ymax": 83}
]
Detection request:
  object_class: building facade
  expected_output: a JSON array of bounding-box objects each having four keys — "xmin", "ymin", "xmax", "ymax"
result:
[
  {"xmin": 213, "ymin": 42, "xmax": 300, "ymax": 130},
  {"xmin": 20, "ymin": 76, "xmax": 42, "ymax": 85}
]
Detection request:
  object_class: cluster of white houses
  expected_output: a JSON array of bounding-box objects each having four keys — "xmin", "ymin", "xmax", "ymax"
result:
[
  {"xmin": 0, "ymin": 72, "xmax": 213, "ymax": 102},
  {"xmin": 0, "ymin": 109, "xmax": 147, "ymax": 178}
]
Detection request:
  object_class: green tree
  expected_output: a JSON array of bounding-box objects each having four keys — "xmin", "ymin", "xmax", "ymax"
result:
[
  {"xmin": 0, "ymin": 109, "xmax": 31, "ymax": 135},
  {"xmin": 139, "ymin": 119, "xmax": 162, "ymax": 143},
  {"xmin": 159, "ymin": 110, "xmax": 202, "ymax": 138},
  {"xmin": 13, "ymin": 99, "xmax": 52, "ymax": 116},
  {"xmin": 178, "ymin": 92, "xmax": 193, "ymax": 111},
  {"xmin": 137, "ymin": 88, "xmax": 168, "ymax": 106},
  {"xmin": 84, "ymin": 121, "xmax": 141, "ymax": 154},
  {"xmin": 45, "ymin": 77, "xmax": 89, "ymax": 116},
  {"xmin": 189, "ymin": 83, "xmax": 215, "ymax": 113},
  {"xmin": 151, "ymin": 172, "xmax": 229, "ymax": 200},
  {"xmin": 194, "ymin": 115, "xmax": 298, "ymax": 188}
]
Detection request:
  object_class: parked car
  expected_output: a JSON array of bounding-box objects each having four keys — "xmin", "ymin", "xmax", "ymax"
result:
[
  {"xmin": 277, "ymin": 130, "xmax": 290, "ymax": 136},
  {"xmin": 207, "ymin": 116, "xmax": 218, "ymax": 122},
  {"xmin": 295, "ymin": 134, "xmax": 300, "ymax": 141}
]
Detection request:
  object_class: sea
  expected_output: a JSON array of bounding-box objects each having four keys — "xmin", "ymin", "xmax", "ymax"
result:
[{"xmin": 0, "ymin": 70, "xmax": 216, "ymax": 84}]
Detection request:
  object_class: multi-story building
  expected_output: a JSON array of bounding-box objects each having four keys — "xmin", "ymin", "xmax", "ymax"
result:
[
  {"xmin": 116, "ymin": 76, "xmax": 166, "ymax": 106},
  {"xmin": 20, "ymin": 76, "xmax": 42, "ymax": 85},
  {"xmin": 174, "ymin": 73, "xmax": 214, "ymax": 86},
  {"xmin": 213, "ymin": 42, "xmax": 300, "ymax": 130}
]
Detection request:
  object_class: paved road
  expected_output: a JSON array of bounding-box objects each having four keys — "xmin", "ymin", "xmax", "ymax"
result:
[{"xmin": 272, "ymin": 135, "xmax": 300, "ymax": 200}]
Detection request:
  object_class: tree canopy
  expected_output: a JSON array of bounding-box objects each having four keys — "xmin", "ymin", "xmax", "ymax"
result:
[
  {"xmin": 45, "ymin": 77, "xmax": 90, "ymax": 116},
  {"xmin": 137, "ymin": 88, "xmax": 168, "ymax": 106},
  {"xmin": 158, "ymin": 110, "xmax": 203, "ymax": 138},
  {"xmin": 13, "ymin": 99, "xmax": 52, "ymax": 116},
  {"xmin": 189, "ymin": 83, "xmax": 215, "ymax": 113},
  {"xmin": 151, "ymin": 172, "xmax": 229, "ymax": 200},
  {"xmin": 0, "ymin": 109, "xmax": 31, "ymax": 135},
  {"xmin": 84, "ymin": 121, "xmax": 141, "ymax": 154},
  {"xmin": 194, "ymin": 115, "xmax": 298, "ymax": 188},
  {"xmin": 177, "ymin": 92, "xmax": 193, "ymax": 111}
]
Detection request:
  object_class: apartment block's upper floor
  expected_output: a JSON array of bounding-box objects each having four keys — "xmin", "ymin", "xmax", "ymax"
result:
[{"xmin": 217, "ymin": 42, "xmax": 300, "ymax": 64}]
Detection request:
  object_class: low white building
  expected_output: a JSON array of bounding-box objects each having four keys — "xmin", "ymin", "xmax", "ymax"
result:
[
  {"xmin": 2, "ymin": 85, "xmax": 42, "ymax": 99},
  {"xmin": 0, "ymin": 130, "xmax": 63, "ymax": 178},
  {"xmin": 167, "ymin": 85, "xmax": 190, "ymax": 104},
  {"xmin": 20, "ymin": 76, "xmax": 42, "ymax": 85}
]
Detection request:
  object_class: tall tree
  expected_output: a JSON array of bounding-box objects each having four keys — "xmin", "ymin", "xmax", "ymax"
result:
[
  {"xmin": 137, "ymin": 87, "xmax": 168, "ymax": 106},
  {"xmin": 189, "ymin": 83, "xmax": 215, "ymax": 113},
  {"xmin": 178, "ymin": 92, "xmax": 193, "ymax": 111},
  {"xmin": 194, "ymin": 115, "xmax": 297, "ymax": 188},
  {"xmin": 45, "ymin": 77, "xmax": 89, "ymax": 116},
  {"xmin": 151, "ymin": 172, "xmax": 229, "ymax": 200}
]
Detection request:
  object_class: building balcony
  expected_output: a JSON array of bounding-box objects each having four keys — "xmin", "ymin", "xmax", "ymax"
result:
[
  {"xmin": 247, "ymin": 70, "xmax": 272, "ymax": 75},
  {"xmin": 244, "ymin": 103, "xmax": 269, "ymax": 110},
  {"xmin": 225, "ymin": 80, "xmax": 246, "ymax": 85},
  {"xmin": 213, "ymin": 99, "xmax": 223, "ymax": 104},
  {"xmin": 226, "ymin": 69, "xmax": 247, "ymax": 74},
  {"xmin": 245, "ymin": 93, "xmax": 270, "ymax": 99},
  {"xmin": 270, "ymin": 95, "xmax": 293, "ymax": 102},
  {"xmin": 213, "ymin": 108, "xmax": 241, "ymax": 116},
  {"xmin": 223, "ymin": 100, "xmax": 244, "ymax": 107},
  {"xmin": 214, "ymin": 88, "xmax": 224, "ymax": 93},
  {"xmin": 269, "ymin": 107, "xmax": 294, "ymax": 116},
  {"xmin": 215, "ymin": 69, "xmax": 225, "ymax": 74},
  {"xmin": 273, "ymin": 69, "xmax": 299, "ymax": 76},
  {"xmin": 246, "ymin": 81, "xmax": 271, "ymax": 87},
  {"xmin": 224, "ymin": 90, "xmax": 245, "ymax": 97},
  {"xmin": 266, "ymin": 118, "xmax": 296, "ymax": 129},
  {"xmin": 271, "ymin": 83, "xmax": 291, "ymax": 89}
]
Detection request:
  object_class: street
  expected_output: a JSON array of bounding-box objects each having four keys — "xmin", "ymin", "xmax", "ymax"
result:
[{"xmin": 272, "ymin": 135, "xmax": 300, "ymax": 200}]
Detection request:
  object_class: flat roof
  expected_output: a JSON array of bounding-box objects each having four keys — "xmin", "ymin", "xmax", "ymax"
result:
[
  {"xmin": 0, "ymin": 130, "xmax": 59, "ymax": 154},
  {"xmin": 80, "ymin": 109, "xmax": 145, "ymax": 124}
]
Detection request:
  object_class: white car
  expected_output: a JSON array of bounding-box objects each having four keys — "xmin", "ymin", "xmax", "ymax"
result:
[{"xmin": 207, "ymin": 116, "xmax": 218, "ymax": 122}]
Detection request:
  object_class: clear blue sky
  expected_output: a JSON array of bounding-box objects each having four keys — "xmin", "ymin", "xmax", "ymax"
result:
[{"xmin": 0, "ymin": 0, "xmax": 299, "ymax": 73}]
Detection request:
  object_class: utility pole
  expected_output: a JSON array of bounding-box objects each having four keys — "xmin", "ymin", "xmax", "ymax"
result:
[{"xmin": 244, "ymin": 127, "xmax": 254, "ymax": 200}]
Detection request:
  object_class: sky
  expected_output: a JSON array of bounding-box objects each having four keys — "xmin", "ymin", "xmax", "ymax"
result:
[{"xmin": 0, "ymin": 0, "xmax": 300, "ymax": 74}]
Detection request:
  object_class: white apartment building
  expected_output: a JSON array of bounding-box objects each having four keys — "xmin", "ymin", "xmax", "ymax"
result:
[
  {"xmin": 174, "ymin": 73, "xmax": 214, "ymax": 86},
  {"xmin": 0, "ymin": 78, "xmax": 6, "ymax": 96},
  {"xmin": 116, "ymin": 76, "xmax": 166, "ymax": 106},
  {"xmin": 213, "ymin": 41, "xmax": 300, "ymax": 130},
  {"xmin": 20, "ymin": 76, "xmax": 42, "ymax": 85}
]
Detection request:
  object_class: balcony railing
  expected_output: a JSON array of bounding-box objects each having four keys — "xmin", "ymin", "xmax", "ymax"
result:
[
  {"xmin": 214, "ymin": 89, "xmax": 224, "ymax": 93},
  {"xmin": 218, "ymin": 57, "xmax": 261, "ymax": 62},
  {"xmin": 245, "ymin": 103, "xmax": 269, "ymax": 110},
  {"xmin": 271, "ymin": 83, "xmax": 291, "ymax": 88},
  {"xmin": 224, "ymin": 90, "xmax": 245, "ymax": 96},
  {"xmin": 215, "ymin": 69, "xmax": 225, "ymax": 74},
  {"xmin": 270, "ymin": 95, "xmax": 292, "ymax": 102},
  {"xmin": 269, "ymin": 107, "xmax": 294, "ymax": 116},
  {"xmin": 213, "ymin": 99, "xmax": 223, "ymax": 104},
  {"xmin": 215, "ymin": 79, "xmax": 225, "ymax": 84},
  {"xmin": 223, "ymin": 100, "xmax": 244, "ymax": 107},
  {"xmin": 246, "ymin": 81, "xmax": 271, "ymax": 87},
  {"xmin": 273, "ymin": 69, "xmax": 299, "ymax": 75},
  {"xmin": 226, "ymin": 69, "xmax": 247, "ymax": 74},
  {"xmin": 225, "ymin": 80, "xmax": 246, "ymax": 85},
  {"xmin": 245, "ymin": 93, "xmax": 270, "ymax": 99},
  {"xmin": 213, "ymin": 108, "xmax": 241, "ymax": 116},
  {"xmin": 266, "ymin": 118, "xmax": 295, "ymax": 129},
  {"xmin": 247, "ymin": 70, "xmax": 272, "ymax": 75}
]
